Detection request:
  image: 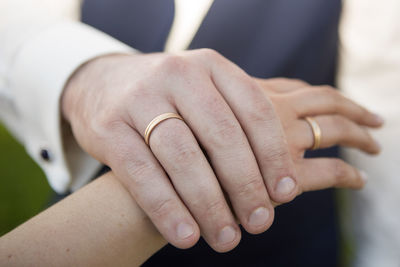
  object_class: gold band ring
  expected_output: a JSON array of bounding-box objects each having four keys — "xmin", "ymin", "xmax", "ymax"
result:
[
  {"xmin": 304, "ymin": 117, "xmax": 322, "ymax": 150},
  {"xmin": 144, "ymin": 113, "xmax": 184, "ymax": 145}
]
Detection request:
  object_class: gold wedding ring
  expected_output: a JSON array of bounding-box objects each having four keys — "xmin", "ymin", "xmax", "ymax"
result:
[
  {"xmin": 304, "ymin": 117, "xmax": 321, "ymax": 150},
  {"xmin": 144, "ymin": 113, "xmax": 184, "ymax": 145}
]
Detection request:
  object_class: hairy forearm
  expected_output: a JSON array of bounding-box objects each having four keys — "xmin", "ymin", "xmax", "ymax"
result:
[{"xmin": 0, "ymin": 173, "xmax": 166, "ymax": 267}]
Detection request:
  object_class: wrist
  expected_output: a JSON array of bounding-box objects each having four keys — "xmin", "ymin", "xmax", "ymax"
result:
[
  {"xmin": 61, "ymin": 53, "xmax": 130, "ymax": 123},
  {"xmin": 61, "ymin": 60, "xmax": 89, "ymax": 124}
]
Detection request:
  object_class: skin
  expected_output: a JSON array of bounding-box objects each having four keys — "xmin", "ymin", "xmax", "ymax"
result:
[
  {"xmin": 0, "ymin": 78, "xmax": 382, "ymax": 266},
  {"xmin": 61, "ymin": 50, "xmax": 383, "ymax": 252}
]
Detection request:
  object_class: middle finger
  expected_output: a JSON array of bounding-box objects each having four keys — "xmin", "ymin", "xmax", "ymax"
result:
[{"xmin": 172, "ymin": 77, "xmax": 274, "ymax": 235}]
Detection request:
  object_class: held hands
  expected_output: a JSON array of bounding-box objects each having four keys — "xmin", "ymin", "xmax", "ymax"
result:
[
  {"xmin": 62, "ymin": 50, "xmax": 298, "ymax": 252},
  {"xmin": 62, "ymin": 50, "xmax": 382, "ymax": 252},
  {"xmin": 257, "ymin": 78, "xmax": 382, "ymax": 196}
]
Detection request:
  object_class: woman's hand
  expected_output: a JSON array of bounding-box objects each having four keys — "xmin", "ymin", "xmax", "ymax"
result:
[{"xmin": 256, "ymin": 78, "xmax": 383, "ymax": 196}]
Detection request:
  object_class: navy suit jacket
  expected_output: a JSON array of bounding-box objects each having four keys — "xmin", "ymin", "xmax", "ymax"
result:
[{"xmin": 82, "ymin": 1, "xmax": 342, "ymax": 266}]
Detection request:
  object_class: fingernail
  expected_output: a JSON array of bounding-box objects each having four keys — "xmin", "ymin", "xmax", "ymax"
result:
[
  {"xmin": 276, "ymin": 176, "xmax": 296, "ymax": 196},
  {"xmin": 249, "ymin": 207, "xmax": 270, "ymax": 227},
  {"xmin": 218, "ymin": 226, "xmax": 236, "ymax": 245},
  {"xmin": 177, "ymin": 222, "xmax": 195, "ymax": 240},
  {"xmin": 360, "ymin": 170, "xmax": 368, "ymax": 183},
  {"xmin": 372, "ymin": 113, "xmax": 385, "ymax": 125}
]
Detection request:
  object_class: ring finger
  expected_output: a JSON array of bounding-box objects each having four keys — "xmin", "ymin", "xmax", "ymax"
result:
[
  {"xmin": 287, "ymin": 115, "xmax": 381, "ymax": 154},
  {"xmin": 129, "ymin": 100, "xmax": 241, "ymax": 252}
]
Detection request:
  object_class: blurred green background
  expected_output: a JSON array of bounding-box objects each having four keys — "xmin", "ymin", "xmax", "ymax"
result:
[{"xmin": 0, "ymin": 123, "xmax": 52, "ymax": 236}]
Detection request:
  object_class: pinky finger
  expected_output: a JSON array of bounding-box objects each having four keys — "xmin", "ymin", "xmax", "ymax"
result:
[{"xmin": 296, "ymin": 158, "xmax": 367, "ymax": 193}]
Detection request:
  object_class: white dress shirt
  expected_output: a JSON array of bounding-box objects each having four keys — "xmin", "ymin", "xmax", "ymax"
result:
[
  {"xmin": 338, "ymin": 1, "xmax": 400, "ymax": 266},
  {"xmin": 0, "ymin": 0, "xmax": 213, "ymax": 193}
]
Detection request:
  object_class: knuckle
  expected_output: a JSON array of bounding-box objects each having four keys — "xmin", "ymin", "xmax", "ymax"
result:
[
  {"xmin": 257, "ymin": 136, "xmax": 292, "ymax": 169},
  {"xmin": 202, "ymin": 93, "xmax": 224, "ymax": 112},
  {"xmin": 322, "ymin": 86, "xmax": 339, "ymax": 99},
  {"xmin": 331, "ymin": 159, "xmax": 348, "ymax": 184},
  {"xmin": 290, "ymin": 78, "xmax": 309, "ymax": 87},
  {"xmin": 115, "ymin": 157, "xmax": 160, "ymax": 192},
  {"xmin": 209, "ymin": 118, "xmax": 243, "ymax": 147},
  {"xmin": 262, "ymin": 141, "xmax": 291, "ymax": 162},
  {"xmin": 157, "ymin": 54, "xmax": 191, "ymax": 76},
  {"xmin": 151, "ymin": 120, "xmax": 187, "ymax": 147},
  {"xmin": 127, "ymin": 79, "xmax": 154, "ymax": 101},
  {"xmin": 152, "ymin": 122, "xmax": 202, "ymax": 170},
  {"xmin": 319, "ymin": 85, "xmax": 336, "ymax": 93},
  {"xmin": 311, "ymin": 84, "xmax": 335, "ymax": 97},
  {"xmin": 198, "ymin": 48, "xmax": 221, "ymax": 60},
  {"xmin": 125, "ymin": 159, "xmax": 158, "ymax": 181},
  {"xmin": 318, "ymin": 86, "xmax": 340, "ymax": 107},
  {"xmin": 331, "ymin": 115, "xmax": 349, "ymax": 133},
  {"xmin": 314, "ymin": 85, "xmax": 335, "ymax": 96},
  {"xmin": 241, "ymin": 80, "xmax": 279, "ymax": 122},
  {"xmin": 148, "ymin": 198, "xmax": 178, "ymax": 219},
  {"xmin": 89, "ymin": 110, "xmax": 122, "ymax": 140},
  {"xmin": 100, "ymin": 114, "xmax": 123, "ymax": 132},
  {"xmin": 247, "ymin": 99, "xmax": 275, "ymax": 124},
  {"xmin": 199, "ymin": 198, "xmax": 228, "ymax": 219},
  {"xmin": 89, "ymin": 115, "xmax": 108, "ymax": 136},
  {"xmin": 235, "ymin": 174, "xmax": 265, "ymax": 198},
  {"xmin": 259, "ymin": 145, "xmax": 293, "ymax": 175},
  {"xmin": 172, "ymin": 142, "xmax": 201, "ymax": 169}
]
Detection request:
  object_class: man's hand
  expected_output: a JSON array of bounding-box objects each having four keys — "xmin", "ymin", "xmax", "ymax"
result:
[{"xmin": 62, "ymin": 49, "xmax": 297, "ymax": 252}]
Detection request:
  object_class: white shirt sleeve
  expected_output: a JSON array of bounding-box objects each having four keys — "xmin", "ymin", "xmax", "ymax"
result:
[
  {"xmin": 0, "ymin": 0, "xmax": 135, "ymax": 193},
  {"xmin": 338, "ymin": 0, "xmax": 400, "ymax": 266}
]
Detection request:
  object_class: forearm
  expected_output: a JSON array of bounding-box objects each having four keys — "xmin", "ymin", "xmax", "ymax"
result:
[
  {"xmin": 0, "ymin": 76, "xmax": 380, "ymax": 266},
  {"xmin": 0, "ymin": 173, "xmax": 166, "ymax": 267}
]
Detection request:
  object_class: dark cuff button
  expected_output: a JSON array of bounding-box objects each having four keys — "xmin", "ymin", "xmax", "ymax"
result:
[{"xmin": 40, "ymin": 149, "xmax": 52, "ymax": 162}]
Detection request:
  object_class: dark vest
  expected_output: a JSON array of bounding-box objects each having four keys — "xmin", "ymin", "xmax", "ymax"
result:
[{"xmin": 82, "ymin": 1, "xmax": 341, "ymax": 266}]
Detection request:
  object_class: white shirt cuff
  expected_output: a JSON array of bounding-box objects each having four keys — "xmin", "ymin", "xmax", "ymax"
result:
[{"xmin": 9, "ymin": 20, "xmax": 135, "ymax": 193}]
